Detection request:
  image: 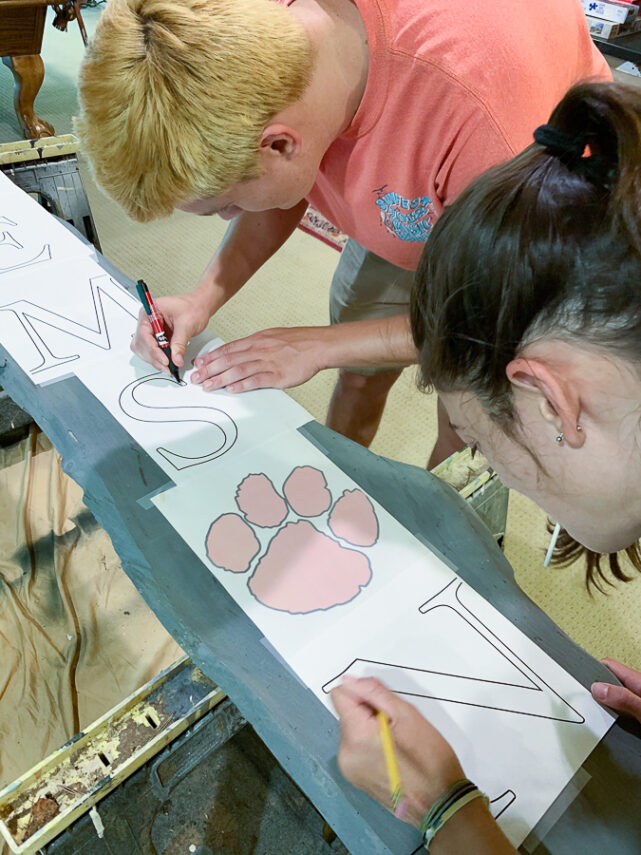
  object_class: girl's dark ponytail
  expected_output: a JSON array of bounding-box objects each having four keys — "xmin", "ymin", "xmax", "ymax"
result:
[
  {"xmin": 411, "ymin": 81, "xmax": 641, "ymax": 591},
  {"xmin": 543, "ymin": 82, "xmax": 641, "ymax": 253}
]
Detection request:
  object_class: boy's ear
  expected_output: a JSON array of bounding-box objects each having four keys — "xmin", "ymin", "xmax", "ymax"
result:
[
  {"xmin": 506, "ymin": 357, "xmax": 585, "ymax": 448},
  {"xmin": 259, "ymin": 124, "xmax": 302, "ymax": 159}
]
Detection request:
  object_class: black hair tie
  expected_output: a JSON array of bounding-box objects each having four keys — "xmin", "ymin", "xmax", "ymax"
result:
[
  {"xmin": 533, "ymin": 124, "xmax": 586, "ymax": 160},
  {"xmin": 534, "ymin": 123, "xmax": 615, "ymax": 189}
]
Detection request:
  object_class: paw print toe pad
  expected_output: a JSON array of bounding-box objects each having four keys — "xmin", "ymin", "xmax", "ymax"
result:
[
  {"xmin": 329, "ymin": 489, "xmax": 379, "ymax": 547},
  {"xmin": 236, "ymin": 473, "xmax": 288, "ymax": 527},
  {"xmin": 206, "ymin": 513, "xmax": 260, "ymax": 573},
  {"xmin": 283, "ymin": 466, "xmax": 332, "ymax": 516}
]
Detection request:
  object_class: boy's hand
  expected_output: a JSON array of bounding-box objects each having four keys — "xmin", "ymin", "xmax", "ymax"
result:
[
  {"xmin": 131, "ymin": 292, "xmax": 212, "ymax": 373},
  {"xmin": 331, "ymin": 677, "xmax": 464, "ymax": 829},
  {"xmin": 190, "ymin": 326, "xmax": 327, "ymax": 393},
  {"xmin": 592, "ymin": 658, "xmax": 641, "ymax": 722}
]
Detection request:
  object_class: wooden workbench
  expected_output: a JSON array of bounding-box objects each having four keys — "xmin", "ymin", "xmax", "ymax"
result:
[{"xmin": 1, "ymin": 248, "xmax": 640, "ymax": 855}]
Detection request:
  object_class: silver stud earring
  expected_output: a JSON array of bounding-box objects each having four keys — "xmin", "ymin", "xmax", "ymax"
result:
[
  {"xmin": 555, "ymin": 432, "xmax": 564, "ymax": 444},
  {"xmin": 576, "ymin": 425, "xmax": 582, "ymax": 432}
]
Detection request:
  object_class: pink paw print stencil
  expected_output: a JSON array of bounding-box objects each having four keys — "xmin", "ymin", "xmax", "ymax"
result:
[{"xmin": 205, "ymin": 467, "xmax": 380, "ymax": 614}]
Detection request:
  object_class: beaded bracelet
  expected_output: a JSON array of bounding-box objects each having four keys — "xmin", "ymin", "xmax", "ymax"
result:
[{"xmin": 420, "ymin": 779, "xmax": 488, "ymax": 852}]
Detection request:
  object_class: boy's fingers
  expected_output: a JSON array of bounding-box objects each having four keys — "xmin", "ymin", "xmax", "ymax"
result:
[
  {"xmin": 198, "ymin": 337, "xmax": 254, "ymax": 366},
  {"xmin": 170, "ymin": 341, "xmax": 187, "ymax": 367},
  {"xmin": 170, "ymin": 319, "xmax": 194, "ymax": 367},
  {"xmin": 592, "ymin": 682, "xmax": 641, "ymax": 721},
  {"xmin": 131, "ymin": 321, "xmax": 168, "ymax": 365}
]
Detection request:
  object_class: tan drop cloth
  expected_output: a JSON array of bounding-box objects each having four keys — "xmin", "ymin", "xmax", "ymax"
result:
[{"xmin": 0, "ymin": 428, "xmax": 182, "ymax": 848}]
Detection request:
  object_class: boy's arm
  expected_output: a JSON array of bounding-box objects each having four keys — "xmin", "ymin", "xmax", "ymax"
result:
[
  {"xmin": 197, "ymin": 200, "xmax": 311, "ymax": 319},
  {"xmin": 190, "ymin": 314, "xmax": 418, "ymax": 393},
  {"xmin": 188, "ymin": 110, "xmax": 515, "ymax": 390},
  {"xmin": 130, "ymin": 201, "xmax": 309, "ymax": 372}
]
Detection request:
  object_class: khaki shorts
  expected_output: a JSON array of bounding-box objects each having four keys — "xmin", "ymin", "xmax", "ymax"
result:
[{"xmin": 329, "ymin": 239, "xmax": 415, "ymax": 375}]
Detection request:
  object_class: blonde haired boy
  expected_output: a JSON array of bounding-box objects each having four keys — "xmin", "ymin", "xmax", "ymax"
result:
[
  {"xmin": 78, "ymin": 0, "xmax": 610, "ymax": 463},
  {"xmin": 77, "ymin": 0, "xmax": 313, "ymax": 222}
]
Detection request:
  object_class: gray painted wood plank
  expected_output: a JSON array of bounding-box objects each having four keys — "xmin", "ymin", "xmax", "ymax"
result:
[{"xmin": 1, "ymin": 260, "xmax": 640, "ymax": 852}]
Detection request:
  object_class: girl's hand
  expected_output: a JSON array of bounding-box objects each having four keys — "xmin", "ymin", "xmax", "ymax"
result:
[
  {"xmin": 331, "ymin": 676, "xmax": 464, "ymax": 828},
  {"xmin": 592, "ymin": 658, "xmax": 641, "ymax": 722}
]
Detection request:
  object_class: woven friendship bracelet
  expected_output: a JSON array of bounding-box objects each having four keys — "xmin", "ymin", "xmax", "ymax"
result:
[{"xmin": 420, "ymin": 779, "xmax": 488, "ymax": 852}]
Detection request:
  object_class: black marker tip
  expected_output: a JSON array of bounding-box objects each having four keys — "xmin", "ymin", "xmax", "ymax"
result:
[{"xmin": 161, "ymin": 345, "xmax": 181, "ymax": 383}]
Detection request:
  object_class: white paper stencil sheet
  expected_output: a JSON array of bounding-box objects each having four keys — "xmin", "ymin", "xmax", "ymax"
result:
[
  {"xmin": 152, "ymin": 431, "xmax": 614, "ymax": 847},
  {"xmin": 0, "ymin": 171, "xmax": 94, "ymax": 279},
  {"xmin": 0, "ymin": 256, "xmax": 139, "ymax": 384},
  {"xmin": 74, "ymin": 338, "xmax": 311, "ymax": 487}
]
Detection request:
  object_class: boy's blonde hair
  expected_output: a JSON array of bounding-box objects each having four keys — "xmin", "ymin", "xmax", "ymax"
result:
[{"xmin": 76, "ymin": 0, "xmax": 314, "ymax": 221}]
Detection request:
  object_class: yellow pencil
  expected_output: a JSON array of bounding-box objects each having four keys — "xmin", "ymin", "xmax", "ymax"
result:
[{"xmin": 377, "ymin": 710, "xmax": 403, "ymax": 811}]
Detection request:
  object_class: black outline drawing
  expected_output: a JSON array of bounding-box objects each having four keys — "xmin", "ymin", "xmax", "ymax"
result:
[
  {"xmin": 0, "ymin": 275, "xmax": 138, "ymax": 375},
  {"xmin": 321, "ymin": 580, "xmax": 585, "ymax": 724},
  {"xmin": 490, "ymin": 789, "xmax": 517, "ymax": 819},
  {"xmin": 0, "ymin": 213, "xmax": 52, "ymax": 273},
  {"xmin": 0, "ymin": 240, "xmax": 51, "ymax": 275},
  {"xmin": 204, "ymin": 466, "xmax": 378, "ymax": 615},
  {"xmin": 320, "ymin": 580, "xmax": 591, "ymax": 833},
  {"xmin": 118, "ymin": 374, "xmax": 238, "ymax": 471},
  {"xmin": 421, "ymin": 581, "xmax": 585, "ymax": 722},
  {"xmin": 0, "ymin": 231, "xmax": 21, "ymax": 251}
]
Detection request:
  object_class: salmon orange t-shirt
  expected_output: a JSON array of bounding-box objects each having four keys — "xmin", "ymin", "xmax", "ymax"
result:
[{"xmin": 295, "ymin": 0, "xmax": 611, "ymax": 270}]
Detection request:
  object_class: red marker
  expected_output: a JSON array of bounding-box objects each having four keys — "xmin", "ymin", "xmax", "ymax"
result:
[{"xmin": 136, "ymin": 279, "xmax": 181, "ymax": 383}]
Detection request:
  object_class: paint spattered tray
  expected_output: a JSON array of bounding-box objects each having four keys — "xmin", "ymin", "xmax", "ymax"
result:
[{"xmin": 0, "ymin": 656, "xmax": 225, "ymax": 854}]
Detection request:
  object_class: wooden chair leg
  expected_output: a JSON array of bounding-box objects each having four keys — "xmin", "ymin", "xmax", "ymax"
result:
[
  {"xmin": 2, "ymin": 54, "xmax": 55, "ymax": 139},
  {"xmin": 72, "ymin": 1, "xmax": 89, "ymax": 47}
]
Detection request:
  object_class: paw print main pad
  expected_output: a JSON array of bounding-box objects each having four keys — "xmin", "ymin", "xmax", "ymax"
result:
[{"xmin": 152, "ymin": 430, "xmax": 454, "ymax": 661}]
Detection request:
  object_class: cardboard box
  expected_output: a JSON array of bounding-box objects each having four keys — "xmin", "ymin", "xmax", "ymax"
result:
[
  {"xmin": 581, "ymin": 0, "xmax": 638, "ymax": 23},
  {"xmin": 586, "ymin": 13, "xmax": 622, "ymax": 35}
]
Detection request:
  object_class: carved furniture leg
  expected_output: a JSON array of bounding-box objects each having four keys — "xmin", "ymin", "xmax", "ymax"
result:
[{"xmin": 2, "ymin": 54, "xmax": 55, "ymax": 139}]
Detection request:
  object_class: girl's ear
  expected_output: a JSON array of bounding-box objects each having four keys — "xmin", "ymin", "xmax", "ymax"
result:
[{"xmin": 506, "ymin": 357, "xmax": 585, "ymax": 447}]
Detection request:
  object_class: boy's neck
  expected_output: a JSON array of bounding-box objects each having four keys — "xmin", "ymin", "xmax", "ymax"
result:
[{"xmin": 290, "ymin": 0, "xmax": 369, "ymax": 141}]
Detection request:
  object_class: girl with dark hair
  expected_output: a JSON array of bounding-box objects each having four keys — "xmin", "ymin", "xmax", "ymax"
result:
[{"xmin": 332, "ymin": 82, "xmax": 641, "ymax": 853}]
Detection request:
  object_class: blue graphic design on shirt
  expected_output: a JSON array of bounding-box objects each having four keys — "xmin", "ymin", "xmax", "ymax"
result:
[{"xmin": 375, "ymin": 190, "xmax": 435, "ymax": 242}]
